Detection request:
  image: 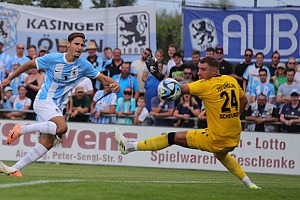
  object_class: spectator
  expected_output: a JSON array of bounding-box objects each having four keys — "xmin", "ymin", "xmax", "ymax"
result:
[
  {"xmin": 173, "ymin": 93, "xmax": 200, "ymax": 128},
  {"xmin": 24, "ymin": 67, "xmax": 45, "ymax": 120},
  {"xmin": 131, "ymin": 48, "xmax": 152, "ymax": 96},
  {"xmin": 295, "ymin": 59, "xmax": 300, "ymax": 84},
  {"xmin": 277, "ymin": 68, "xmax": 300, "ymax": 110},
  {"xmin": 112, "ymin": 62, "xmax": 139, "ymax": 100},
  {"xmin": 3, "ymin": 85, "xmax": 31, "ymax": 120},
  {"xmin": 268, "ymin": 51, "xmax": 281, "ymax": 77},
  {"xmin": 69, "ymin": 86, "xmax": 90, "ymax": 122},
  {"xmin": 214, "ymin": 46, "xmax": 233, "ymax": 76},
  {"xmin": 58, "ymin": 38, "xmax": 68, "ymax": 53},
  {"xmin": 189, "ymin": 50, "xmax": 200, "ymax": 81},
  {"xmin": 38, "ymin": 46, "xmax": 49, "ymax": 57},
  {"xmin": 150, "ymin": 95, "xmax": 175, "ymax": 127},
  {"xmin": 103, "ymin": 46, "xmax": 113, "ymax": 61},
  {"xmin": 142, "ymin": 49, "xmax": 167, "ymax": 82},
  {"xmin": 115, "ymin": 88, "xmax": 136, "ymax": 125},
  {"xmin": 166, "ymin": 44, "xmax": 182, "ymax": 75},
  {"xmin": 133, "ymin": 96, "xmax": 149, "ymax": 125},
  {"xmin": 245, "ymin": 94, "xmax": 278, "ymax": 132},
  {"xmin": 103, "ymin": 48, "xmax": 125, "ymax": 78},
  {"xmin": 154, "ymin": 49, "xmax": 168, "ymax": 76},
  {"xmin": 0, "ymin": 39, "xmax": 10, "ymax": 81},
  {"xmin": 180, "ymin": 67, "xmax": 193, "ymax": 84},
  {"xmin": 86, "ymin": 41, "xmax": 104, "ymax": 90},
  {"xmin": 144, "ymin": 61, "xmax": 163, "ymax": 111},
  {"xmin": 205, "ymin": 47, "xmax": 214, "ymax": 57},
  {"xmin": 271, "ymin": 63, "xmax": 286, "ymax": 95},
  {"xmin": 0, "ymin": 86, "xmax": 13, "ymax": 110},
  {"xmin": 9, "ymin": 62, "xmax": 28, "ymax": 95},
  {"xmin": 250, "ymin": 68, "xmax": 275, "ymax": 104},
  {"xmin": 71, "ymin": 77, "xmax": 94, "ymax": 99},
  {"xmin": 27, "ymin": 45, "xmax": 38, "ymax": 60},
  {"xmin": 90, "ymin": 85, "xmax": 117, "ymax": 124},
  {"xmin": 279, "ymin": 89, "xmax": 300, "ymax": 133},
  {"xmin": 234, "ymin": 49, "xmax": 253, "ymax": 89},
  {"xmin": 6, "ymin": 43, "xmax": 30, "ymax": 76},
  {"xmin": 169, "ymin": 52, "xmax": 188, "ymax": 82},
  {"xmin": 286, "ymin": 57, "xmax": 297, "ymax": 71},
  {"xmin": 243, "ymin": 52, "xmax": 270, "ymax": 109}
]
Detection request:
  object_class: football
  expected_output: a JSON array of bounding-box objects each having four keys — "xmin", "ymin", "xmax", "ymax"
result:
[{"xmin": 157, "ymin": 78, "xmax": 181, "ymax": 102}]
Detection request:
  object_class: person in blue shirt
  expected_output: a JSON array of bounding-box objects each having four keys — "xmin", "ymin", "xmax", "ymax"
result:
[
  {"xmin": 6, "ymin": 43, "xmax": 30, "ymax": 75},
  {"xmin": 0, "ymin": 32, "xmax": 120, "ymax": 177}
]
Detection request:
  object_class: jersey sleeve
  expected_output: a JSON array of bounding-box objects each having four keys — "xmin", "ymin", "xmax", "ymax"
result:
[{"xmin": 83, "ymin": 60, "xmax": 100, "ymax": 79}]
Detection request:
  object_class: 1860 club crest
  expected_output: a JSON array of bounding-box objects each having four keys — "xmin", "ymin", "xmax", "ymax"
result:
[
  {"xmin": 117, "ymin": 12, "xmax": 149, "ymax": 55},
  {"xmin": 0, "ymin": 6, "xmax": 20, "ymax": 51},
  {"xmin": 189, "ymin": 18, "xmax": 218, "ymax": 51}
]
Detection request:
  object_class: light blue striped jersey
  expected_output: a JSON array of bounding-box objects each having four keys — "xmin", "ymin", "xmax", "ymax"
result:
[
  {"xmin": 243, "ymin": 64, "xmax": 270, "ymax": 94},
  {"xmin": 6, "ymin": 55, "xmax": 30, "ymax": 72},
  {"xmin": 35, "ymin": 53, "xmax": 99, "ymax": 108}
]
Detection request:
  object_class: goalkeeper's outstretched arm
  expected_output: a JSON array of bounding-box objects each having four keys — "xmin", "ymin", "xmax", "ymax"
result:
[{"xmin": 146, "ymin": 55, "xmax": 166, "ymax": 82}]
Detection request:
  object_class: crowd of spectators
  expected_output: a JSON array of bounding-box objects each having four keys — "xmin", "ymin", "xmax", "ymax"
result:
[{"xmin": 0, "ymin": 38, "xmax": 300, "ymax": 133}]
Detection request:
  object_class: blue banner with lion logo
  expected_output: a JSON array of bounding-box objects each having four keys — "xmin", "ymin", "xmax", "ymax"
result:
[{"xmin": 183, "ymin": 6, "xmax": 300, "ymax": 62}]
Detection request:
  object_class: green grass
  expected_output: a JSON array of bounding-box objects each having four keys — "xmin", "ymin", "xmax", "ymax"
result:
[{"xmin": 0, "ymin": 162, "xmax": 299, "ymax": 200}]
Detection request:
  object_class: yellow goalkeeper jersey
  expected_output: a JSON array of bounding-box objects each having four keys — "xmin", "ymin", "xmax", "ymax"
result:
[{"xmin": 188, "ymin": 75, "xmax": 244, "ymax": 148}]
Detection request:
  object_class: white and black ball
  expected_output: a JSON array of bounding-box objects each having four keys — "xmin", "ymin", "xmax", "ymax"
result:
[{"xmin": 157, "ymin": 78, "xmax": 181, "ymax": 102}]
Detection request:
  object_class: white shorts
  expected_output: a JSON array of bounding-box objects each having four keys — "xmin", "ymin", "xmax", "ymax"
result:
[{"xmin": 33, "ymin": 100, "xmax": 63, "ymax": 122}]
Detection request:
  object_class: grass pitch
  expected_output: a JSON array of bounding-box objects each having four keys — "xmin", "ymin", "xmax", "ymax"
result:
[{"xmin": 0, "ymin": 162, "xmax": 299, "ymax": 200}]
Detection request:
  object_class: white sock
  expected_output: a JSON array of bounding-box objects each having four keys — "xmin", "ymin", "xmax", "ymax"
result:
[
  {"xmin": 242, "ymin": 176, "xmax": 253, "ymax": 187},
  {"xmin": 12, "ymin": 143, "xmax": 48, "ymax": 170},
  {"xmin": 20, "ymin": 121, "xmax": 57, "ymax": 135}
]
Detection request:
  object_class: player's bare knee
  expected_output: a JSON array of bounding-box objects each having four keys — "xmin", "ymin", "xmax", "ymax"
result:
[{"xmin": 56, "ymin": 124, "xmax": 68, "ymax": 135}]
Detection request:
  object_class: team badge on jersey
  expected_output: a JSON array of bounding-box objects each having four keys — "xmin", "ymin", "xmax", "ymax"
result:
[
  {"xmin": 0, "ymin": 6, "xmax": 20, "ymax": 51},
  {"xmin": 189, "ymin": 18, "xmax": 218, "ymax": 51},
  {"xmin": 117, "ymin": 12, "xmax": 149, "ymax": 55}
]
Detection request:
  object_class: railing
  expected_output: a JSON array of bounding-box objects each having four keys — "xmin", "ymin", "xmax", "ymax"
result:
[{"xmin": 1, "ymin": 109, "xmax": 300, "ymax": 130}]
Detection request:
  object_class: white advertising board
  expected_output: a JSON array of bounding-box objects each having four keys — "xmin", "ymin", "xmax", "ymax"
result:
[{"xmin": 0, "ymin": 120, "xmax": 299, "ymax": 175}]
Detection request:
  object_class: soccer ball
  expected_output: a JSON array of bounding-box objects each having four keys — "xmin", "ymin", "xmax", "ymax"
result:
[{"xmin": 157, "ymin": 78, "xmax": 181, "ymax": 102}]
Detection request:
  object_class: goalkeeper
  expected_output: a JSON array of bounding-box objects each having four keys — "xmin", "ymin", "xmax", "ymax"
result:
[{"xmin": 114, "ymin": 56, "xmax": 261, "ymax": 189}]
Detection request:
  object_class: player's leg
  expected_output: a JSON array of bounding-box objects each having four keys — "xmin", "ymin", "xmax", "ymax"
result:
[
  {"xmin": 114, "ymin": 127, "xmax": 188, "ymax": 154},
  {"xmin": 9, "ymin": 100, "xmax": 67, "ymax": 174},
  {"xmin": 7, "ymin": 100, "xmax": 66, "ymax": 144},
  {"xmin": 214, "ymin": 152, "xmax": 261, "ymax": 189},
  {"xmin": 11, "ymin": 116, "xmax": 67, "ymax": 171}
]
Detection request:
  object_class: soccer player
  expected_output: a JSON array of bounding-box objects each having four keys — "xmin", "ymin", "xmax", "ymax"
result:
[
  {"xmin": 115, "ymin": 56, "xmax": 261, "ymax": 189},
  {"xmin": 0, "ymin": 32, "xmax": 119, "ymax": 177}
]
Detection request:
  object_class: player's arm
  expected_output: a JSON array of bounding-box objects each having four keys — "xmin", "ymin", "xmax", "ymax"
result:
[
  {"xmin": 239, "ymin": 94, "xmax": 248, "ymax": 113},
  {"xmin": 180, "ymin": 84, "xmax": 190, "ymax": 94},
  {"xmin": 0, "ymin": 60, "xmax": 36, "ymax": 87},
  {"xmin": 146, "ymin": 55, "xmax": 166, "ymax": 81},
  {"xmin": 95, "ymin": 73, "xmax": 120, "ymax": 93}
]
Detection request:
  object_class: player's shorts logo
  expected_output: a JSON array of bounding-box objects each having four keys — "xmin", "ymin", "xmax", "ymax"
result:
[
  {"xmin": 189, "ymin": 18, "xmax": 218, "ymax": 51},
  {"xmin": 0, "ymin": 6, "xmax": 20, "ymax": 51},
  {"xmin": 117, "ymin": 12, "xmax": 149, "ymax": 55}
]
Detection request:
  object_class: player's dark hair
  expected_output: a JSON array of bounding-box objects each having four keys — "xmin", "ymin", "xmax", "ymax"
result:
[
  {"xmin": 145, "ymin": 48, "xmax": 152, "ymax": 54},
  {"xmin": 200, "ymin": 56, "xmax": 220, "ymax": 69},
  {"xmin": 68, "ymin": 32, "xmax": 85, "ymax": 43}
]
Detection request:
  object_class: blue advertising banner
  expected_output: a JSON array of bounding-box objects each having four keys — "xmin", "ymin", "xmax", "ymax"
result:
[{"xmin": 183, "ymin": 6, "xmax": 300, "ymax": 63}]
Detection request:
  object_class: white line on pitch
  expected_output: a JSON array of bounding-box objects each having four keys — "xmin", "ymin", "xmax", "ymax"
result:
[{"xmin": 0, "ymin": 180, "xmax": 221, "ymax": 188}]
